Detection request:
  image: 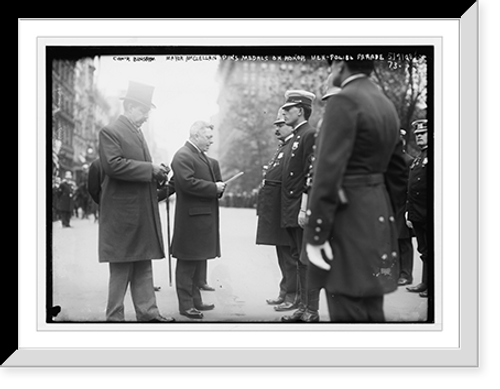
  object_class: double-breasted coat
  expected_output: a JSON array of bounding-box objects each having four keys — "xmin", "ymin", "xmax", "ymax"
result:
[
  {"xmin": 304, "ymin": 76, "xmax": 408, "ymax": 298},
  {"xmin": 256, "ymin": 137, "xmax": 292, "ymax": 246},
  {"xmin": 169, "ymin": 142, "xmax": 222, "ymax": 261},
  {"xmin": 407, "ymin": 147, "xmax": 428, "ymax": 224},
  {"xmin": 280, "ymin": 121, "xmax": 316, "ymax": 229},
  {"xmin": 98, "ymin": 115, "xmax": 165, "ymax": 263}
]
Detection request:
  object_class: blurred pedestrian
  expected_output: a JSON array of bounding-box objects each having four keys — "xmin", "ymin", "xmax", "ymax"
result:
[
  {"xmin": 396, "ymin": 129, "xmax": 415, "ymax": 286},
  {"xmin": 98, "ymin": 80, "xmax": 174, "ymax": 323},
  {"xmin": 304, "ymin": 59, "xmax": 408, "ymax": 323},
  {"xmin": 56, "ymin": 170, "xmax": 76, "ymax": 227},
  {"xmin": 256, "ymin": 108, "xmax": 297, "ymax": 307},
  {"xmin": 274, "ymin": 90, "xmax": 318, "ymax": 321},
  {"xmin": 405, "ymin": 119, "xmax": 430, "ymax": 298},
  {"xmin": 169, "ymin": 121, "xmax": 225, "ymax": 319}
]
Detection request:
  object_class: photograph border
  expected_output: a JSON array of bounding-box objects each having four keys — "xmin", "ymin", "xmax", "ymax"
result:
[{"xmin": 11, "ymin": 12, "xmax": 478, "ymax": 367}]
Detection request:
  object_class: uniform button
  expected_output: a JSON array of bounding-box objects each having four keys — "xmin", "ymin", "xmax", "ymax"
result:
[
  {"xmin": 311, "ymin": 156, "xmax": 316, "ymax": 162},
  {"xmin": 289, "ymin": 190, "xmax": 293, "ymax": 194},
  {"xmin": 389, "ymin": 216, "xmax": 395, "ymax": 222},
  {"xmin": 317, "ymin": 219, "xmax": 323, "ymax": 224},
  {"xmin": 314, "ymin": 236, "xmax": 319, "ymax": 241},
  {"xmin": 291, "ymin": 153, "xmax": 295, "ymax": 157},
  {"xmin": 391, "ymin": 251, "xmax": 397, "ymax": 257},
  {"xmin": 306, "ymin": 210, "xmax": 311, "ymax": 216},
  {"xmin": 290, "ymin": 171, "xmax": 294, "ymax": 176},
  {"xmin": 378, "ymin": 216, "xmax": 385, "ymax": 222},
  {"xmin": 381, "ymin": 254, "xmax": 388, "ymax": 260},
  {"xmin": 315, "ymin": 227, "xmax": 321, "ymax": 232}
]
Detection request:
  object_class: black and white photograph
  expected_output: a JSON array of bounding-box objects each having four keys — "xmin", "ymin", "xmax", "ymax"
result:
[
  {"xmin": 47, "ymin": 44, "xmax": 435, "ymax": 324},
  {"xmin": 12, "ymin": 11, "xmax": 492, "ymax": 381}
]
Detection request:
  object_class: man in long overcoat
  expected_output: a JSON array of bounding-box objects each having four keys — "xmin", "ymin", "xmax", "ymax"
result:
[
  {"xmin": 304, "ymin": 59, "xmax": 408, "ymax": 322},
  {"xmin": 56, "ymin": 170, "xmax": 76, "ymax": 227},
  {"xmin": 169, "ymin": 121, "xmax": 225, "ymax": 319},
  {"xmin": 256, "ymin": 109, "xmax": 296, "ymax": 307},
  {"xmin": 405, "ymin": 119, "xmax": 430, "ymax": 299},
  {"xmin": 98, "ymin": 81, "xmax": 174, "ymax": 323},
  {"xmin": 275, "ymin": 90, "xmax": 317, "ymax": 322}
]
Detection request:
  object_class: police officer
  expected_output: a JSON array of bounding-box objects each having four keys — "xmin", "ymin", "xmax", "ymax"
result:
[
  {"xmin": 255, "ymin": 109, "xmax": 297, "ymax": 307},
  {"xmin": 274, "ymin": 90, "xmax": 317, "ymax": 321},
  {"xmin": 304, "ymin": 59, "xmax": 407, "ymax": 323},
  {"xmin": 406, "ymin": 119, "xmax": 430, "ymax": 298},
  {"xmin": 397, "ymin": 129, "xmax": 415, "ymax": 286}
]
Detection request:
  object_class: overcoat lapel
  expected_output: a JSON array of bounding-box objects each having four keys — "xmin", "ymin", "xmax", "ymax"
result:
[
  {"xmin": 119, "ymin": 116, "xmax": 152, "ymax": 162},
  {"xmin": 186, "ymin": 142, "xmax": 216, "ymax": 182}
]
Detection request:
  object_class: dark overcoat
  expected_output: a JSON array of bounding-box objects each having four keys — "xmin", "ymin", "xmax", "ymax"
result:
[
  {"xmin": 170, "ymin": 142, "xmax": 222, "ymax": 261},
  {"xmin": 304, "ymin": 76, "xmax": 408, "ymax": 298},
  {"xmin": 280, "ymin": 122, "xmax": 316, "ymax": 228},
  {"xmin": 56, "ymin": 180, "xmax": 75, "ymax": 212},
  {"xmin": 256, "ymin": 138, "xmax": 291, "ymax": 246},
  {"xmin": 395, "ymin": 152, "xmax": 414, "ymax": 240},
  {"xmin": 98, "ymin": 115, "xmax": 165, "ymax": 263},
  {"xmin": 407, "ymin": 148, "xmax": 428, "ymax": 223}
]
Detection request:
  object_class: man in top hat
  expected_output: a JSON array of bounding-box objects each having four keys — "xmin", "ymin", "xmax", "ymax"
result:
[
  {"xmin": 405, "ymin": 119, "xmax": 430, "ymax": 298},
  {"xmin": 255, "ymin": 108, "xmax": 297, "ymax": 307},
  {"xmin": 275, "ymin": 89, "xmax": 318, "ymax": 322},
  {"xmin": 304, "ymin": 59, "xmax": 407, "ymax": 322},
  {"xmin": 98, "ymin": 80, "xmax": 174, "ymax": 322}
]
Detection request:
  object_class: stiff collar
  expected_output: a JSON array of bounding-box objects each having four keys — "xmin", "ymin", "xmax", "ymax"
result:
[
  {"xmin": 187, "ymin": 139, "xmax": 203, "ymax": 154},
  {"xmin": 341, "ymin": 73, "xmax": 367, "ymax": 88},
  {"xmin": 121, "ymin": 114, "xmax": 141, "ymax": 131},
  {"xmin": 293, "ymin": 120, "xmax": 307, "ymax": 132}
]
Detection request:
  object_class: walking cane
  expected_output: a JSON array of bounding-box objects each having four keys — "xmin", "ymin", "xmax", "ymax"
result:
[
  {"xmin": 165, "ymin": 191, "xmax": 173, "ymax": 287},
  {"xmin": 161, "ymin": 164, "xmax": 173, "ymax": 287}
]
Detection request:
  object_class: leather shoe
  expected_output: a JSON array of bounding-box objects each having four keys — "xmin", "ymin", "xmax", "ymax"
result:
[
  {"xmin": 397, "ymin": 278, "xmax": 412, "ymax": 286},
  {"xmin": 266, "ymin": 297, "xmax": 285, "ymax": 305},
  {"xmin": 301, "ymin": 309, "xmax": 320, "ymax": 323},
  {"xmin": 199, "ymin": 284, "xmax": 216, "ymax": 291},
  {"xmin": 195, "ymin": 303, "xmax": 215, "ymax": 311},
  {"xmin": 274, "ymin": 301, "xmax": 298, "ymax": 312},
  {"xmin": 419, "ymin": 289, "xmax": 429, "ymax": 298},
  {"xmin": 406, "ymin": 283, "xmax": 427, "ymax": 293},
  {"xmin": 148, "ymin": 315, "xmax": 175, "ymax": 323},
  {"xmin": 281, "ymin": 307, "xmax": 306, "ymax": 323},
  {"xmin": 180, "ymin": 308, "xmax": 204, "ymax": 319}
]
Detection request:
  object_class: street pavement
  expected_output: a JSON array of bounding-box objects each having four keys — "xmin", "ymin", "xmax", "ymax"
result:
[{"xmin": 50, "ymin": 204, "xmax": 428, "ymax": 323}]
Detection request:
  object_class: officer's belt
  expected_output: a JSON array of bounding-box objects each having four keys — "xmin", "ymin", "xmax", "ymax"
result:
[
  {"xmin": 264, "ymin": 179, "xmax": 282, "ymax": 187},
  {"xmin": 342, "ymin": 173, "xmax": 384, "ymax": 187}
]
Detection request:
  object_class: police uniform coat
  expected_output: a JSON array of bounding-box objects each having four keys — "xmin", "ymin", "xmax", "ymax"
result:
[
  {"xmin": 394, "ymin": 152, "xmax": 414, "ymax": 240},
  {"xmin": 304, "ymin": 76, "xmax": 408, "ymax": 297},
  {"xmin": 280, "ymin": 122, "xmax": 316, "ymax": 229},
  {"xmin": 98, "ymin": 115, "xmax": 165, "ymax": 263},
  {"xmin": 256, "ymin": 138, "xmax": 292, "ymax": 246},
  {"xmin": 407, "ymin": 147, "xmax": 428, "ymax": 223},
  {"xmin": 170, "ymin": 142, "xmax": 222, "ymax": 261}
]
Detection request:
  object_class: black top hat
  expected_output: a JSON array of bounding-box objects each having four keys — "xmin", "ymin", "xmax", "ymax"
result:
[
  {"xmin": 120, "ymin": 81, "xmax": 156, "ymax": 109},
  {"xmin": 412, "ymin": 119, "xmax": 428, "ymax": 133}
]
